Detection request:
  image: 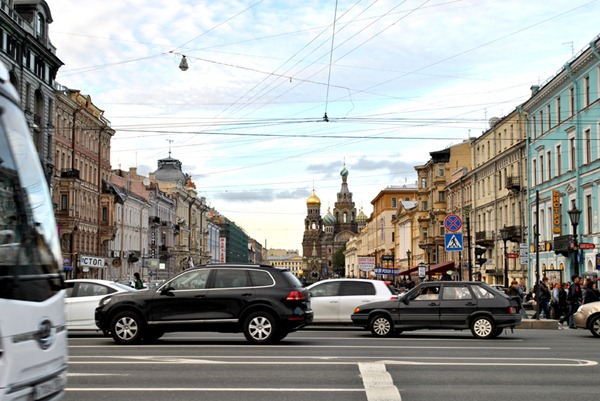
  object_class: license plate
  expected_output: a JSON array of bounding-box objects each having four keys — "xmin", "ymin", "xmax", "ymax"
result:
[{"xmin": 33, "ymin": 375, "xmax": 65, "ymax": 400}]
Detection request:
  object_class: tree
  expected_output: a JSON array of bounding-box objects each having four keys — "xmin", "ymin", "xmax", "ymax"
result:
[{"xmin": 332, "ymin": 244, "xmax": 346, "ymax": 277}]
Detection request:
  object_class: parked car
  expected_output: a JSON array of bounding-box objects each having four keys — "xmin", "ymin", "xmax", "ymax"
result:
[
  {"xmin": 65, "ymin": 279, "xmax": 136, "ymax": 331},
  {"xmin": 573, "ymin": 300, "xmax": 600, "ymax": 337},
  {"xmin": 351, "ymin": 281, "xmax": 522, "ymax": 339},
  {"xmin": 307, "ymin": 278, "xmax": 398, "ymax": 323},
  {"xmin": 95, "ymin": 264, "xmax": 313, "ymax": 344}
]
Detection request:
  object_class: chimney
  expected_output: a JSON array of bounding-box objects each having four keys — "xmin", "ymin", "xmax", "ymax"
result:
[{"xmin": 530, "ymin": 85, "xmax": 540, "ymax": 96}]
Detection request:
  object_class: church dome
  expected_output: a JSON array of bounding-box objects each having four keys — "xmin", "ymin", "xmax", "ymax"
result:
[
  {"xmin": 306, "ymin": 189, "xmax": 321, "ymax": 206},
  {"xmin": 324, "ymin": 207, "xmax": 336, "ymax": 225},
  {"xmin": 340, "ymin": 164, "xmax": 349, "ymax": 177},
  {"xmin": 153, "ymin": 156, "xmax": 186, "ymax": 184},
  {"xmin": 357, "ymin": 207, "xmax": 367, "ymax": 225}
]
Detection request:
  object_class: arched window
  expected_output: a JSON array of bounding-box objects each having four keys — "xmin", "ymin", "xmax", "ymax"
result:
[{"xmin": 36, "ymin": 13, "xmax": 46, "ymax": 39}]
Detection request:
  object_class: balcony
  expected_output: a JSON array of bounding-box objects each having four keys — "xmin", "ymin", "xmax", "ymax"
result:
[
  {"xmin": 475, "ymin": 230, "xmax": 495, "ymax": 246},
  {"xmin": 60, "ymin": 168, "xmax": 80, "ymax": 179},
  {"xmin": 149, "ymin": 216, "xmax": 160, "ymax": 225},
  {"xmin": 506, "ymin": 225, "xmax": 522, "ymax": 242},
  {"xmin": 506, "ymin": 175, "xmax": 521, "ymax": 192}
]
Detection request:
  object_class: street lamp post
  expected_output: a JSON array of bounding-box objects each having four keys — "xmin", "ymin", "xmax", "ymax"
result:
[
  {"xmin": 499, "ymin": 225, "xmax": 510, "ymax": 288},
  {"xmin": 568, "ymin": 204, "xmax": 581, "ymax": 276},
  {"xmin": 406, "ymin": 249, "xmax": 411, "ymax": 281}
]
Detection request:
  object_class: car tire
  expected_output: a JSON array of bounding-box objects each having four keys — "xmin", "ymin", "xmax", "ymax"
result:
[
  {"xmin": 243, "ymin": 311, "xmax": 278, "ymax": 344},
  {"xmin": 111, "ymin": 311, "xmax": 144, "ymax": 345},
  {"xmin": 491, "ymin": 327, "xmax": 504, "ymax": 338},
  {"xmin": 369, "ymin": 315, "xmax": 394, "ymax": 337},
  {"xmin": 589, "ymin": 315, "xmax": 600, "ymax": 338},
  {"xmin": 143, "ymin": 329, "xmax": 165, "ymax": 342},
  {"xmin": 470, "ymin": 316, "xmax": 495, "ymax": 339}
]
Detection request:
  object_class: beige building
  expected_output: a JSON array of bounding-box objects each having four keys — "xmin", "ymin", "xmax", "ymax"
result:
[
  {"xmin": 469, "ymin": 111, "xmax": 527, "ymax": 285},
  {"xmin": 53, "ymin": 87, "xmax": 117, "ymax": 279}
]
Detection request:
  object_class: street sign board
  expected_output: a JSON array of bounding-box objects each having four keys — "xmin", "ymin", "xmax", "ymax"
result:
[
  {"xmin": 579, "ymin": 242, "xmax": 595, "ymax": 250},
  {"xmin": 507, "ymin": 253, "xmax": 519, "ymax": 259},
  {"xmin": 418, "ymin": 263, "xmax": 427, "ymax": 278},
  {"xmin": 444, "ymin": 214, "xmax": 462, "ymax": 232},
  {"xmin": 445, "ymin": 233, "xmax": 463, "ymax": 251},
  {"xmin": 358, "ymin": 256, "xmax": 376, "ymax": 271}
]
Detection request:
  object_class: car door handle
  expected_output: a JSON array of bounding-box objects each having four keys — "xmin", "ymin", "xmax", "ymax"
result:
[
  {"xmin": 241, "ymin": 293, "xmax": 252, "ymax": 297},
  {"xmin": 465, "ymin": 302, "xmax": 476, "ymax": 306},
  {"xmin": 330, "ymin": 300, "xmax": 338, "ymax": 303},
  {"xmin": 194, "ymin": 294, "xmax": 206, "ymax": 298},
  {"xmin": 428, "ymin": 302, "xmax": 438, "ymax": 306}
]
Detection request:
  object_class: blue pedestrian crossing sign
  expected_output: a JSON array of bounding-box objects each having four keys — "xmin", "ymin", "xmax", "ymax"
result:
[{"xmin": 445, "ymin": 233, "xmax": 463, "ymax": 251}]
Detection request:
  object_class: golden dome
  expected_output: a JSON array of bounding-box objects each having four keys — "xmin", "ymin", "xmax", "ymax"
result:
[{"xmin": 306, "ymin": 189, "xmax": 321, "ymax": 206}]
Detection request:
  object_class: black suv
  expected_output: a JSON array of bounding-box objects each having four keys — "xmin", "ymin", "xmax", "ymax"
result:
[{"xmin": 95, "ymin": 264, "xmax": 313, "ymax": 344}]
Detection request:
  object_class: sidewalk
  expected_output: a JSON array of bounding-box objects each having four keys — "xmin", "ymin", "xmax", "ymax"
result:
[{"xmin": 516, "ymin": 308, "xmax": 558, "ymax": 330}]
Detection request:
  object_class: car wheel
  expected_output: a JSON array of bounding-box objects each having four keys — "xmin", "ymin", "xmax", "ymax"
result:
[
  {"xmin": 143, "ymin": 329, "xmax": 164, "ymax": 342},
  {"xmin": 470, "ymin": 316, "xmax": 495, "ymax": 339},
  {"xmin": 111, "ymin": 311, "xmax": 144, "ymax": 345},
  {"xmin": 243, "ymin": 311, "xmax": 278, "ymax": 344},
  {"xmin": 589, "ymin": 316, "xmax": 600, "ymax": 338},
  {"xmin": 370, "ymin": 315, "xmax": 393, "ymax": 337},
  {"xmin": 491, "ymin": 327, "xmax": 504, "ymax": 338}
]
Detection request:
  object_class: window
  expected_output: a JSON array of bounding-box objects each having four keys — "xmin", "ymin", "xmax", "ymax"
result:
[
  {"xmin": 102, "ymin": 207, "xmax": 108, "ymax": 222},
  {"xmin": 585, "ymin": 128, "xmax": 591, "ymax": 164},
  {"xmin": 421, "ymin": 177, "xmax": 427, "ymax": 188},
  {"xmin": 438, "ymin": 191, "xmax": 445, "ymax": 202},
  {"xmin": 556, "ymin": 97, "xmax": 561, "ymax": 124},
  {"xmin": 532, "ymin": 116, "xmax": 537, "ymax": 138},
  {"xmin": 61, "ymin": 194, "xmax": 68, "ymax": 210},
  {"xmin": 584, "ymin": 76, "xmax": 590, "ymax": 107},
  {"xmin": 422, "ymin": 201, "xmax": 428, "ymax": 211},
  {"xmin": 437, "ymin": 164, "xmax": 444, "ymax": 177},
  {"xmin": 547, "ymin": 104, "xmax": 551, "ymax": 128},
  {"xmin": 442, "ymin": 285, "xmax": 473, "ymax": 301},
  {"xmin": 556, "ymin": 144, "xmax": 562, "ymax": 175},
  {"xmin": 340, "ymin": 281, "xmax": 375, "ymax": 296},
  {"xmin": 570, "ymin": 137, "xmax": 576, "ymax": 170},
  {"xmin": 570, "ymin": 87, "xmax": 575, "ymax": 116},
  {"xmin": 498, "ymin": 170, "xmax": 502, "ymax": 190},
  {"xmin": 540, "ymin": 110, "xmax": 544, "ymax": 133},
  {"xmin": 540, "ymin": 154, "xmax": 544, "ymax": 183},
  {"xmin": 586, "ymin": 194, "xmax": 592, "ymax": 235},
  {"xmin": 547, "ymin": 150, "xmax": 552, "ymax": 180},
  {"xmin": 392, "ymin": 197, "xmax": 397, "ymax": 208},
  {"xmin": 532, "ymin": 158, "xmax": 537, "ymax": 186},
  {"xmin": 310, "ymin": 281, "xmax": 340, "ymax": 297}
]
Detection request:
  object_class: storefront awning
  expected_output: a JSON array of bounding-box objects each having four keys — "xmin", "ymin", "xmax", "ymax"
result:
[{"xmin": 397, "ymin": 261, "xmax": 455, "ymax": 277}]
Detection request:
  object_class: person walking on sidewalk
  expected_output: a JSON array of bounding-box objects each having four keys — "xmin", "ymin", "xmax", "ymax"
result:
[
  {"xmin": 559, "ymin": 275, "xmax": 582, "ymax": 329},
  {"xmin": 535, "ymin": 277, "xmax": 551, "ymax": 320}
]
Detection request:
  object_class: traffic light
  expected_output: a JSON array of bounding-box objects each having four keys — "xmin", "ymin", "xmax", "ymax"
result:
[{"xmin": 474, "ymin": 247, "xmax": 487, "ymax": 266}]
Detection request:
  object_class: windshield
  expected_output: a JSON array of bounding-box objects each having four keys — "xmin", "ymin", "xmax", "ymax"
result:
[{"xmin": 0, "ymin": 97, "xmax": 63, "ymax": 301}]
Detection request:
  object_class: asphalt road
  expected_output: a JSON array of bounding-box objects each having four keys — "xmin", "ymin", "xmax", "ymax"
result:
[{"xmin": 66, "ymin": 327, "xmax": 599, "ymax": 401}]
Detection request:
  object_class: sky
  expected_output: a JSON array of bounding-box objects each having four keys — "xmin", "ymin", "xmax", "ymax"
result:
[{"xmin": 48, "ymin": 0, "xmax": 600, "ymax": 252}]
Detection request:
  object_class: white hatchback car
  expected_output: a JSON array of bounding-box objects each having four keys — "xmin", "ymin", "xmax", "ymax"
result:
[
  {"xmin": 307, "ymin": 278, "xmax": 398, "ymax": 323},
  {"xmin": 65, "ymin": 279, "xmax": 136, "ymax": 332}
]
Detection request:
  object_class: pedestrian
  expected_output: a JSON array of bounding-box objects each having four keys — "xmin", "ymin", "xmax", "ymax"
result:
[
  {"xmin": 134, "ymin": 272, "xmax": 143, "ymax": 290},
  {"xmin": 559, "ymin": 275, "xmax": 582, "ymax": 329},
  {"xmin": 583, "ymin": 278, "xmax": 600, "ymax": 304},
  {"xmin": 534, "ymin": 277, "xmax": 551, "ymax": 320},
  {"xmin": 551, "ymin": 282, "xmax": 567, "ymax": 320},
  {"xmin": 506, "ymin": 280, "xmax": 526, "ymax": 316}
]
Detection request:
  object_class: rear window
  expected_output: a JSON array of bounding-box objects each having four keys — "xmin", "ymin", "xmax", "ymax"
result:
[
  {"xmin": 471, "ymin": 285, "xmax": 496, "ymax": 299},
  {"xmin": 340, "ymin": 281, "xmax": 375, "ymax": 296},
  {"xmin": 280, "ymin": 270, "xmax": 303, "ymax": 289},
  {"xmin": 249, "ymin": 269, "xmax": 275, "ymax": 287}
]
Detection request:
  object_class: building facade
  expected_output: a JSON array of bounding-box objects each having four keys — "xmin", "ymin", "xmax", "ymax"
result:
[
  {"xmin": 0, "ymin": 0, "xmax": 63, "ymax": 182},
  {"xmin": 524, "ymin": 34, "xmax": 600, "ymax": 284}
]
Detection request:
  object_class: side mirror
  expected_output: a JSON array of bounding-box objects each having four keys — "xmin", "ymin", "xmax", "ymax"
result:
[{"xmin": 160, "ymin": 286, "xmax": 175, "ymax": 296}]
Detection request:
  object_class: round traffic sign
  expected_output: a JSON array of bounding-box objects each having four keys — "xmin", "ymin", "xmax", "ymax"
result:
[{"xmin": 444, "ymin": 214, "xmax": 462, "ymax": 232}]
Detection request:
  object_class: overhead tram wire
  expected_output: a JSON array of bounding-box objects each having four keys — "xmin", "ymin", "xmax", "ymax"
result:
[{"xmin": 323, "ymin": 0, "xmax": 340, "ymax": 122}]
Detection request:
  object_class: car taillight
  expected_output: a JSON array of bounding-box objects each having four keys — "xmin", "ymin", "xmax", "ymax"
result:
[
  {"xmin": 286, "ymin": 290, "xmax": 306, "ymax": 301},
  {"xmin": 507, "ymin": 306, "xmax": 517, "ymax": 314}
]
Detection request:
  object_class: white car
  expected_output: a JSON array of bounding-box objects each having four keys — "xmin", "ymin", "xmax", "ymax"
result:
[
  {"xmin": 65, "ymin": 279, "xmax": 136, "ymax": 331},
  {"xmin": 307, "ymin": 278, "xmax": 398, "ymax": 323}
]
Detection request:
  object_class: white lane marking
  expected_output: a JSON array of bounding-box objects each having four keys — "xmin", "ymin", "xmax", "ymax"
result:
[
  {"xmin": 65, "ymin": 388, "xmax": 363, "ymax": 392},
  {"xmin": 68, "ymin": 344, "xmax": 544, "ymax": 350},
  {"xmin": 67, "ymin": 357, "xmax": 597, "ymax": 367},
  {"xmin": 359, "ymin": 362, "xmax": 401, "ymax": 401}
]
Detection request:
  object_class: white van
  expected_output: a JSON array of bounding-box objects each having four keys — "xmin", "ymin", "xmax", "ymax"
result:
[{"xmin": 0, "ymin": 63, "xmax": 67, "ymax": 400}]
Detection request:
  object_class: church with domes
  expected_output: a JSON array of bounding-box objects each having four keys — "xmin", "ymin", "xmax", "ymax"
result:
[{"xmin": 302, "ymin": 163, "xmax": 367, "ymax": 281}]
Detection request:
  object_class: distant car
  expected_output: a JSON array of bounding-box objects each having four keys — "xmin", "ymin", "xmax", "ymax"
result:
[
  {"xmin": 65, "ymin": 279, "xmax": 136, "ymax": 331},
  {"xmin": 307, "ymin": 278, "xmax": 398, "ymax": 323},
  {"xmin": 95, "ymin": 264, "xmax": 313, "ymax": 344},
  {"xmin": 573, "ymin": 301, "xmax": 600, "ymax": 337},
  {"xmin": 351, "ymin": 281, "xmax": 522, "ymax": 339}
]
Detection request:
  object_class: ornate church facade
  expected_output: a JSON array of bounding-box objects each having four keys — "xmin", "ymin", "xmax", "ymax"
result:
[{"xmin": 302, "ymin": 164, "xmax": 367, "ymax": 280}]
